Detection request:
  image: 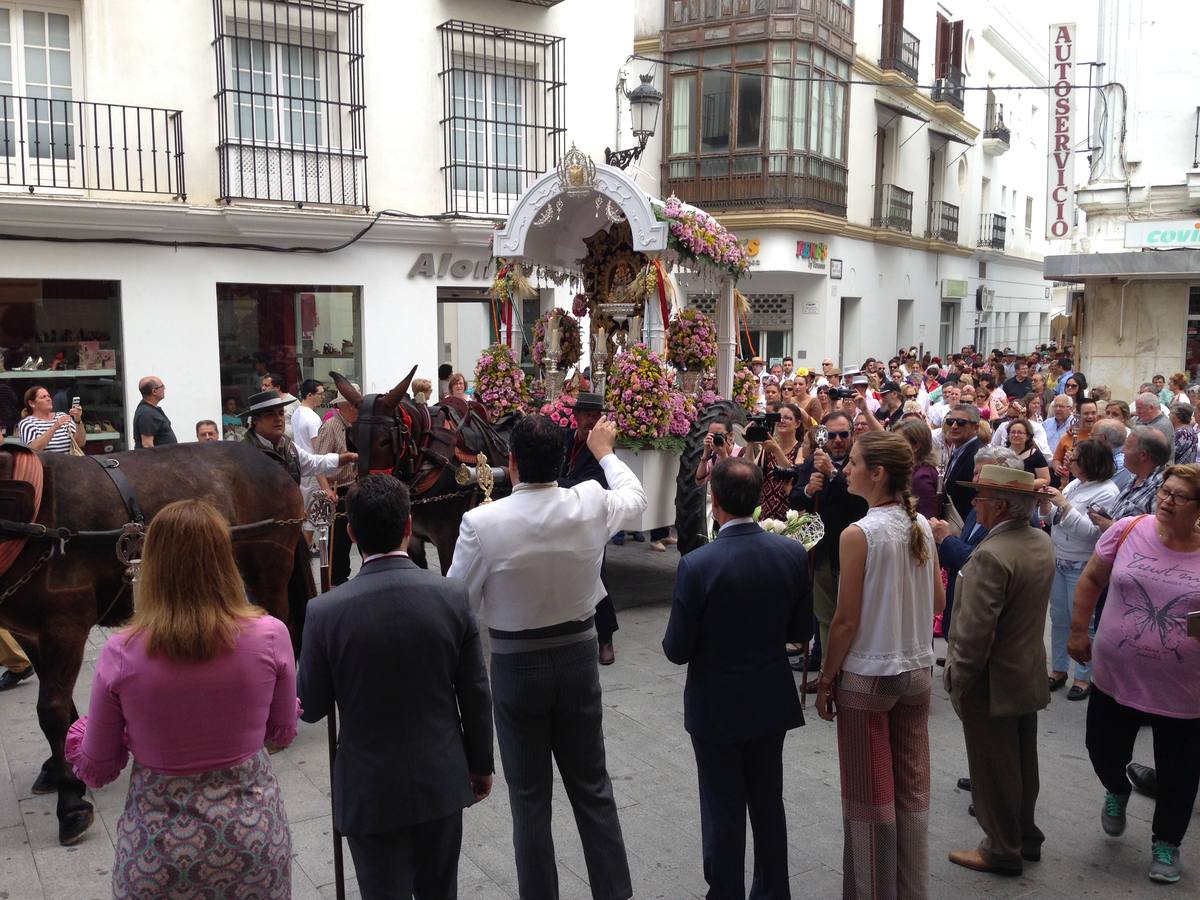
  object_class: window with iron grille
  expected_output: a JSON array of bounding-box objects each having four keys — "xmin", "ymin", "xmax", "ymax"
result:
[
  {"xmin": 438, "ymin": 20, "xmax": 565, "ymax": 217},
  {"xmin": 212, "ymin": 0, "xmax": 366, "ymax": 208}
]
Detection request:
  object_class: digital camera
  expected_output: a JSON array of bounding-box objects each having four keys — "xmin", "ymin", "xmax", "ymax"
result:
[{"xmin": 744, "ymin": 412, "xmax": 781, "ymax": 443}]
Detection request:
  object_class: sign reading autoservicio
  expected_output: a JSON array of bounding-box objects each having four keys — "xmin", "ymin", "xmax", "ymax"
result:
[
  {"xmin": 1046, "ymin": 23, "xmax": 1075, "ymax": 240},
  {"xmin": 1124, "ymin": 220, "xmax": 1200, "ymax": 249}
]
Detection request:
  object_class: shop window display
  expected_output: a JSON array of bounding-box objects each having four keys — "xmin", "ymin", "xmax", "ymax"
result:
[
  {"xmin": 0, "ymin": 279, "xmax": 125, "ymax": 452},
  {"xmin": 217, "ymin": 284, "xmax": 361, "ymax": 436}
]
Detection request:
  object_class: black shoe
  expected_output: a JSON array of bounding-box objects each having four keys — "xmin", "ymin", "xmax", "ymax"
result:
[
  {"xmin": 629, "ymin": 531, "xmax": 645, "ymax": 542},
  {"xmin": 610, "ymin": 534, "xmax": 625, "ymax": 546},
  {"xmin": 1126, "ymin": 762, "xmax": 1158, "ymax": 799},
  {"xmin": 1067, "ymin": 683, "xmax": 1091, "ymax": 701},
  {"xmin": 1021, "ymin": 846, "xmax": 1042, "ymax": 863},
  {"xmin": 957, "ymin": 777, "xmax": 972, "ymax": 791},
  {"xmin": 0, "ymin": 667, "xmax": 34, "ymax": 691},
  {"xmin": 936, "ymin": 657, "xmax": 946, "ymax": 667},
  {"xmin": 968, "ymin": 803, "xmax": 975, "ymax": 818}
]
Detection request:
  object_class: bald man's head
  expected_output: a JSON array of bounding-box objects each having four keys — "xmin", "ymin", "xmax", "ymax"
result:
[{"xmin": 139, "ymin": 376, "xmax": 165, "ymax": 400}]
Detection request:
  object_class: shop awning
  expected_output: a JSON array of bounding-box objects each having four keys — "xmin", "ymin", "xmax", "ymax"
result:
[
  {"xmin": 875, "ymin": 99, "xmax": 929, "ymax": 124},
  {"xmin": 929, "ymin": 127, "xmax": 972, "ymax": 147},
  {"xmin": 1043, "ymin": 249, "xmax": 1200, "ymax": 281}
]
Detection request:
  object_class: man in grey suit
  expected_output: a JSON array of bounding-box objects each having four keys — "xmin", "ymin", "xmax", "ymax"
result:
[
  {"xmin": 299, "ymin": 474, "xmax": 494, "ymax": 900},
  {"xmin": 450, "ymin": 414, "xmax": 647, "ymax": 900}
]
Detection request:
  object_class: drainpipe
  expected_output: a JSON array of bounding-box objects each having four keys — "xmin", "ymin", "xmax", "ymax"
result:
[{"xmin": 1117, "ymin": 278, "xmax": 1131, "ymax": 343}]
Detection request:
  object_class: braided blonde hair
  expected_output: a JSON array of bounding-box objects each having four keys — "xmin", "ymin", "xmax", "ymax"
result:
[{"xmin": 856, "ymin": 431, "xmax": 930, "ymax": 565}]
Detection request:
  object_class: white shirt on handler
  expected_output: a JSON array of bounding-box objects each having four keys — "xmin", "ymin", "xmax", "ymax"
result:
[{"xmin": 449, "ymin": 454, "xmax": 647, "ymax": 631}]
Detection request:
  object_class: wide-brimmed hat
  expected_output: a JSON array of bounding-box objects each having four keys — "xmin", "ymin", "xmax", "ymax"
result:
[
  {"xmin": 331, "ymin": 382, "xmax": 360, "ymax": 406},
  {"xmin": 749, "ymin": 356, "xmax": 765, "ymax": 366},
  {"xmin": 242, "ymin": 390, "xmax": 295, "ymax": 418},
  {"xmin": 574, "ymin": 392, "xmax": 605, "ymax": 412},
  {"xmin": 958, "ymin": 464, "xmax": 1040, "ymax": 495}
]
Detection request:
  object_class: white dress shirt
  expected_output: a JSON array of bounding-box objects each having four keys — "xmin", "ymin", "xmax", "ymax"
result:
[{"xmin": 448, "ymin": 454, "xmax": 647, "ymax": 631}]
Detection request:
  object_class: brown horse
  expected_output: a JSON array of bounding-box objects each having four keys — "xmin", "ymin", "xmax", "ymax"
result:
[
  {"xmin": 329, "ymin": 368, "xmax": 514, "ymax": 573},
  {"xmin": 0, "ymin": 441, "xmax": 311, "ymax": 845}
]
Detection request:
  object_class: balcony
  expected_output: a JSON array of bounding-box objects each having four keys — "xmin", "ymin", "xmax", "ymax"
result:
[
  {"xmin": 931, "ymin": 63, "xmax": 965, "ymax": 111},
  {"xmin": 880, "ymin": 22, "xmax": 919, "ymax": 82},
  {"xmin": 927, "ymin": 200, "xmax": 959, "ymax": 243},
  {"xmin": 872, "ymin": 183, "xmax": 913, "ymax": 233},
  {"xmin": 983, "ymin": 101, "xmax": 1010, "ymax": 156},
  {"xmin": 507, "ymin": 0, "xmax": 566, "ymax": 5},
  {"xmin": 0, "ymin": 94, "xmax": 185, "ymax": 198},
  {"xmin": 979, "ymin": 213, "xmax": 1007, "ymax": 250},
  {"xmin": 663, "ymin": 153, "xmax": 848, "ymax": 218}
]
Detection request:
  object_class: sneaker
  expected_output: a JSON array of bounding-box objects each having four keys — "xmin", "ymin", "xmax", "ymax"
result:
[
  {"xmin": 1102, "ymin": 791, "xmax": 1129, "ymax": 836},
  {"xmin": 1149, "ymin": 840, "xmax": 1181, "ymax": 884}
]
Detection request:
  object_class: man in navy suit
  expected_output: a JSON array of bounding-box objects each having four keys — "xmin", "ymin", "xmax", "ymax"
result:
[
  {"xmin": 664, "ymin": 457, "xmax": 813, "ymax": 899},
  {"xmin": 943, "ymin": 404, "xmax": 983, "ymax": 522}
]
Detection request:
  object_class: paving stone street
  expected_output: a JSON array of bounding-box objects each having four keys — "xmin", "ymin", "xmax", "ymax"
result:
[{"xmin": 0, "ymin": 541, "xmax": 1190, "ymax": 898}]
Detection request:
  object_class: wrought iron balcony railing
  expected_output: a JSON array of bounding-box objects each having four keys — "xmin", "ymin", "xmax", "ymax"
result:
[
  {"xmin": 0, "ymin": 94, "xmax": 185, "ymax": 198},
  {"xmin": 984, "ymin": 101, "xmax": 1010, "ymax": 143},
  {"xmin": 872, "ymin": 183, "xmax": 913, "ymax": 233},
  {"xmin": 880, "ymin": 22, "xmax": 919, "ymax": 81},
  {"xmin": 979, "ymin": 213, "xmax": 1007, "ymax": 250},
  {"xmin": 932, "ymin": 63, "xmax": 965, "ymax": 111},
  {"xmin": 927, "ymin": 200, "xmax": 959, "ymax": 243},
  {"xmin": 663, "ymin": 152, "xmax": 848, "ymax": 218}
]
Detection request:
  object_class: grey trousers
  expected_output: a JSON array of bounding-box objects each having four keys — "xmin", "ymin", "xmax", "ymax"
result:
[{"xmin": 490, "ymin": 637, "xmax": 632, "ymax": 900}]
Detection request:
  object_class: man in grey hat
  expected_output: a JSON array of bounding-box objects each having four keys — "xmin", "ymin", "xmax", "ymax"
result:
[
  {"xmin": 243, "ymin": 390, "xmax": 356, "ymax": 487},
  {"xmin": 560, "ymin": 393, "xmax": 621, "ymax": 664}
]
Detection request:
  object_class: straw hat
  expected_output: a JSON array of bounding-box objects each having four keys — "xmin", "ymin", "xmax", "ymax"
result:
[{"xmin": 958, "ymin": 464, "xmax": 1040, "ymax": 495}]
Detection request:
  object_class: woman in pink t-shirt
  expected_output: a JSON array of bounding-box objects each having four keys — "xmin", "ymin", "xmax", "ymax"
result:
[
  {"xmin": 66, "ymin": 500, "xmax": 299, "ymax": 899},
  {"xmin": 1068, "ymin": 464, "xmax": 1200, "ymax": 885}
]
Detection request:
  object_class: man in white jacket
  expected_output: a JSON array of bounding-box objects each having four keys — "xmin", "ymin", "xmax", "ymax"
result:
[{"xmin": 449, "ymin": 414, "xmax": 646, "ymax": 900}]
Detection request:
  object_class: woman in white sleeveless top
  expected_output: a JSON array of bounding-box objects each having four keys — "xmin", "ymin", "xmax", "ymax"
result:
[{"xmin": 815, "ymin": 431, "xmax": 945, "ymax": 899}]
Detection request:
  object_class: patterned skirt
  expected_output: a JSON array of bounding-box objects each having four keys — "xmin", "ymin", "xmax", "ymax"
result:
[{"xmin": 113, "ymin": 749, "xmax": 291, "ymax": 899}]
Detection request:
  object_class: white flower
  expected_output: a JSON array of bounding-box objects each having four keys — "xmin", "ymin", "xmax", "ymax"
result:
[{"xmin": 786, "ymin": 509, "xmax": 800, "ymax": 522}]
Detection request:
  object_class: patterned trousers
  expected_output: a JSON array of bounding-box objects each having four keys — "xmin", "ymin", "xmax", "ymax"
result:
[{"xmin": 835, "ymin": 668, "xmax": 932, "ymax": 900}]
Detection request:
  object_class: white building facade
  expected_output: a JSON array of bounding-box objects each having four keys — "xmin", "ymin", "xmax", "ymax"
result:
[
  {"xmin": 0, "ymin": 0, "xmax": 633, "ymax": 448},
  {"xmin": 634, "ymin": 0, "xmax": 1054, "ymax": 370},
  {"xmin": 1043, "ymin": 0, "xmax": 1200, "ymax": 401}
]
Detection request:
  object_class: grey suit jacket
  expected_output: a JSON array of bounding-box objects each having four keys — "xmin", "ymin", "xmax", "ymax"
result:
[
  {"xmin": 944, "ymin": 518, "xmax": 1056, "ymax": 718},
  {"xmin": 298, "ymin": 556, "xmax": 493, "ymax": 834}
]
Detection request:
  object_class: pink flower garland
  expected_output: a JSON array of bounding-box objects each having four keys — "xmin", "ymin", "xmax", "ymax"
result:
[{"xmin": 658, "ymin": 196, "xmax": 751, "ymax": 278}]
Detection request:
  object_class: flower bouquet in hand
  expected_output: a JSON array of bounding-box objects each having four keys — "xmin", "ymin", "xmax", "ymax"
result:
[
  {"xmin": 756, "ymin": 507, "xmax": 826, "ymax": 551},
  {"xmin": 666, "ymin": 309, "xmax": 718, "ymax": 374},
  {"xmin": 606, "ymin": 343, "xmax": 672, "ymax": 443},
  {"xmin": 530, "ymin": 311, "xmax": 583, "ymax": 368},
  {"xmin": 474, "ymin": 343, "xmax": 528, "ymax": 420}
]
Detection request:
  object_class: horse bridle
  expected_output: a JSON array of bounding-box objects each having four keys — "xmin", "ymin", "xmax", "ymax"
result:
[{"xmin": 351, "ymin": 393, "xmax": 416, "ymax": 481}]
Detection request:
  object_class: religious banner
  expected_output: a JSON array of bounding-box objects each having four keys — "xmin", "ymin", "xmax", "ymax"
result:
[{"xmin": 1046, "ymin": 22, "xmax": 1076, "ymax": 240}]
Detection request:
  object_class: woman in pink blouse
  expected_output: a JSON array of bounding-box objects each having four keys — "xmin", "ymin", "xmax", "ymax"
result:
[{"xmin": 66, "ymin": 500, "xmax": 299, "ymax": 899}]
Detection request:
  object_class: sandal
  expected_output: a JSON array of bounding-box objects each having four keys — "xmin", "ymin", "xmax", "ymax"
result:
[
  {"xmin": 1048, "ymin": 672, "xmax": 1068, "ymax": 692},
  {"xmin": 649, "ymin": 541, "xmax": 667, "ymax": 552}
]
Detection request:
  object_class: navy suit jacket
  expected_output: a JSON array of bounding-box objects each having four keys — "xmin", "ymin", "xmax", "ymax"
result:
[
  {"xmin": 663, "ymin": 522, "xmax": 813, "ymax": 744},
  {"xmin": 559, "ymin": 427, "xmax": 606, "ymax": 489},
  {"xmin": 944, "ymin": 436, "xmax": 982, "ymax": 522},
  {"xmin": 936, "ymin": 507, "xmax": 988, "ymax": 611}
]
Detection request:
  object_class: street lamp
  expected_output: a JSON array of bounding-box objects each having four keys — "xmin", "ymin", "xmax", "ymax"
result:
[{"xmin": 605, "ymin": 72, "xmax": 662, "ymax": 170}]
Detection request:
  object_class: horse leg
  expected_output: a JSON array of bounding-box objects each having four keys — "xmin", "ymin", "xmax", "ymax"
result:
[
  {"xmin": 32, "ymin": 615, "xmax": 95, "ymax": 845},
  {"xmin": 407, "ymin": 536, "xmax": 429, "ymax": 570},
  {"xmin": 436, "ymin": 528, "xmax": 456, "ymax": 575}
]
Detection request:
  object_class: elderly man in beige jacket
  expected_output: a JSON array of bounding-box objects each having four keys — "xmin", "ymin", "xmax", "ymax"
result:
[{"xmin": 944, "ymin": 465, "xmax": 1056, "ymax": 877}]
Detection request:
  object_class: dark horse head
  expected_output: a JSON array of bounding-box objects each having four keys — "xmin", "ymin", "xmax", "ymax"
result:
[{"xmin": 329, "ymin": 365, "xmax": 419, "ymax": 480}]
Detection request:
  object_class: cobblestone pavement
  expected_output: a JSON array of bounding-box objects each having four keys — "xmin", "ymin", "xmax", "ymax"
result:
[{"xmin": 0, "ymin": 539, "xmax": 1190, "ymax": 898}]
